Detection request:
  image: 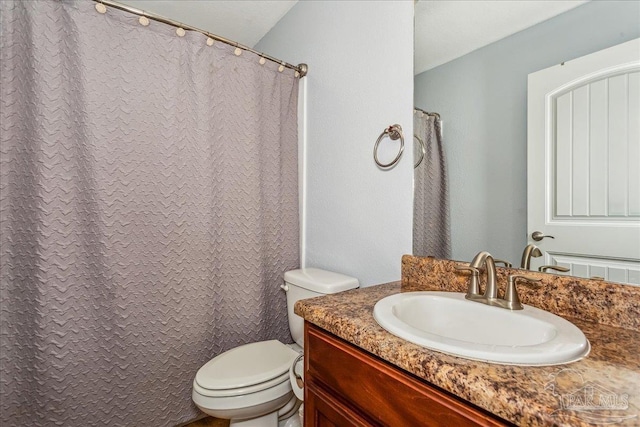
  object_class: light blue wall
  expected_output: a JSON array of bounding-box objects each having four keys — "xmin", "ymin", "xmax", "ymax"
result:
[
  {"xmin": 257, "ymin": 1, "xmax": 414, "ymax": 286},
  {"xmin": 414, "ymin": 1, "xmax": 640, "ymax": 265}
]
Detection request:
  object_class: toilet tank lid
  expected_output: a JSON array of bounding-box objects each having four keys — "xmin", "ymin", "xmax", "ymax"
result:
[{"xmin": 284, "ymin": 268, "xmax": 359, "ymax": 294}]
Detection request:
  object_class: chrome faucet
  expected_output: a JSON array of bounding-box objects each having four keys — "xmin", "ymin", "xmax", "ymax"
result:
[
  {"xmin": 469, "ymin": 251, "xmax": 498, "ymax": 299},
  {"xmin": 455, "ymin": 251, "xmax": 541, "ymax": 310},
  {"xmin": 454, "ymin": 251, "xmax": 498, "ymax": 300},
  {"xmin": 520, "ymin": 244, "xmax": 542, "ymax": 269}
]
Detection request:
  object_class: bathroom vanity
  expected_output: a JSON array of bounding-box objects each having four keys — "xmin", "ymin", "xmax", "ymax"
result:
[
  {"xmin": 304, "ymin": 322, "xmax": 508, "ymax": 426},
  {"xmin": 296, "ymin": 256, "xmax": 640, "ymax": 427}
]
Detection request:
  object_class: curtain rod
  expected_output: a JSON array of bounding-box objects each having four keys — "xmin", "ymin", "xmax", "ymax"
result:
[
  {"xmin": 414, "ymin": 107, "xmax": 440, "ymax": 120},
  {"xmin": 91, "ymin": 0, "xmax": 308, "ymax": 77}
]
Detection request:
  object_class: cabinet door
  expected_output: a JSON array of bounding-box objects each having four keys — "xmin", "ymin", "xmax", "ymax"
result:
[
  {"xmin": 305, "ymin": 323, "xmax": 510, "ymax": 427},
  {"xmin": 305, "ymin": 379, "xmax": 375, "ymax": 427}
]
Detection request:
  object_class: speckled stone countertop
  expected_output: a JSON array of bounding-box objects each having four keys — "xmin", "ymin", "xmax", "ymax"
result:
[{"xmin": 295, "ymin": 256, "xmax": 640, "ymax": 427}]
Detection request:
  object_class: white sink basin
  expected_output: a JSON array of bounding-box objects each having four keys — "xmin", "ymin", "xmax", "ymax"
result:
[{"xmin": 373, "ymin": 291, "xmax": 590, "ymax": 366}]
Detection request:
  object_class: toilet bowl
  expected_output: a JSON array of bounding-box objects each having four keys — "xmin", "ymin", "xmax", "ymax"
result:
[
  {"xmin": 193, "ymin": 269, "xmax": 359, "ymax": 427},
  {"xmin": 192, "ymin": 340, "xmax": 301, "ymax": 426}
]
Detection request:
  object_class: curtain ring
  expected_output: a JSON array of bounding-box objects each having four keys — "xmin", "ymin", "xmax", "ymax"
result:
[
  {"xmin": 413, "ymin": 134, "xmax": 425, "ymax": 169},
  {"xmin": 374, "ymin": 124, "xmax": 404, "ymax": 168}
]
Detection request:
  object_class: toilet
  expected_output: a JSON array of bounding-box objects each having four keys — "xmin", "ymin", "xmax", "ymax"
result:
[{"xmin": 192, "ymin": 268, "xmax": 359, "ymax": 427}]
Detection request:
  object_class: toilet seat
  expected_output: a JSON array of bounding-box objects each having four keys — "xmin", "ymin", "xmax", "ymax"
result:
[
  {"xmin": 194, "ymin": 371, "xmax": 291, "ymax": 397},
  {"xmin": 195, "ymin": 340, "xmax": 299, "ymax": 398}
]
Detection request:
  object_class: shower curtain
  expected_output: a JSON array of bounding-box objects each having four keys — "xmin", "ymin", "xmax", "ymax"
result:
[
  {"xmin": 0, "ymin": 1, "xmax": 299, "ymax": 426},
  {"xmin": 413, "ymin": 111, "xmax": 451, "ymax": 258}
]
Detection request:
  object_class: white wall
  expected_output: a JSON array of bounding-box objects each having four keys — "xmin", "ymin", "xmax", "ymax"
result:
[{"xmin": 257, "ymin": 1, "xmax": 414, "ymax": 286}]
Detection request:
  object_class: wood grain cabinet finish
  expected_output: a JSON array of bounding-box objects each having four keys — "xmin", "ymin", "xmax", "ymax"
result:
[{"xmin": 304, "ymin": 322, "xmax": 511, "ymax": 427}]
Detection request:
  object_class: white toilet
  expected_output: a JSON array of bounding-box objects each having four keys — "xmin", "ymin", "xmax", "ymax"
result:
[{"xmin": 192, "ymin": 268, "xmax": 359, "ymax": 427}]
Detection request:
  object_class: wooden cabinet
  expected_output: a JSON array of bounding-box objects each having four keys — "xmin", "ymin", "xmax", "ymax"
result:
[{"xmin": 304, "ymin": 322, "xmax": 512, "ymax": 427}]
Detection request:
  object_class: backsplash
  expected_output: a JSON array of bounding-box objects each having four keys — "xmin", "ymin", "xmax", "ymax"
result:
[{"xmin": 401, "ymin": 255, "xmax": 640, "ymax": 331}]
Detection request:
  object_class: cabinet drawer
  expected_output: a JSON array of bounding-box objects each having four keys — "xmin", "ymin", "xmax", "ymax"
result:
[{"xmin": 305, "ymin": 322, "xmax": 509, "ymax": 427}]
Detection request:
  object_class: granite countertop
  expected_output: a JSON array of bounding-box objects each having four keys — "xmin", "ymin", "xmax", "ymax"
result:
[{"xmin": 295, "ymin": 281, "xmax": 640, "ymax": 427}]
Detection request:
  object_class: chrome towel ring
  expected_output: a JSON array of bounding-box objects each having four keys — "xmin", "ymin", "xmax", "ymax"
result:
[
  {"xmin": 413, "ymin": 134, "xmax": 425, "ymax": 169},
  {"xmin": 373, "ymin": 124, "xmax": 404, "ymax": 168}
]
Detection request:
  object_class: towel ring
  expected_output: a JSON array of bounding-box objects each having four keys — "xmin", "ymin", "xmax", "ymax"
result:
[
  {"xmin": 413, "ymin": 135, "xmax": 425, "ymax": 169},
  {"xmin": 374, "ymin": 124, "xmax": 404, "ymax": 168}
]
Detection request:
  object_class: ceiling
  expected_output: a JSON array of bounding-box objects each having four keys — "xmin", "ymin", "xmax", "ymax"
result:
[
  {"xmin": 414, "ymin": 0, "xmax": 590, "ymax": 75},
  {"xmin": 118, "ymin": 0, "xmax": 298, "ymax": 47},
  {"xmin": 118, "ymin": 0, "xmax": 589, "ymax": 75}
]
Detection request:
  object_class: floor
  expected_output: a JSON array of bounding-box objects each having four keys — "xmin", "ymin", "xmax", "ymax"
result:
[{"xmin": 182, "ymin": 416, "xmax": 229, "ymax": 427}]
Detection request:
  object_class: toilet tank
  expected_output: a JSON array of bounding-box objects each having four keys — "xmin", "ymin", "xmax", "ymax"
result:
[{"xmin": 283, "ymin": 268, "xmax": 359, "ymax": 347}]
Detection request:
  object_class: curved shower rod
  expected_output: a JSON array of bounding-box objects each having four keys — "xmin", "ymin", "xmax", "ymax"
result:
[
  {"xmin": 91, "ymin": 0, "xmax": 308, "ymax": 77},
  {"xmin": 414, "ymin": 107, "xmax": 440, "ymax": 121}
]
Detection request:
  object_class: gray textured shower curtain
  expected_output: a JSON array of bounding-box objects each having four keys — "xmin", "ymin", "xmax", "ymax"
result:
[
  {"xmin": 413, "ymin": 111, "xmax": 451, "ymax": 258},
  {"xmin": 0, "ymin": 1, "xmax": 299, "ymax": 426}
]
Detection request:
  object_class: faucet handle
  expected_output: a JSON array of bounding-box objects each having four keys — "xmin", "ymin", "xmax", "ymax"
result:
[
  {"xmin": 538, "ymin": 265, "xmax": 570, "ymax": 273},
  {"xmin": 454, "ymin": 265, "xmax": 480, "ymax": 296},
  {"xmin": 504, "ymin": 275, "xmax": 542, "ymax": 310},
  {"xmin": 494, "ymin": 259, "xmax": 512, "ymax": 268},
  {"xmin": 454, "ymin": 265, "xmax": 479, "ymax": 273}
]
